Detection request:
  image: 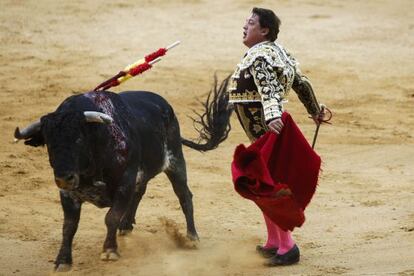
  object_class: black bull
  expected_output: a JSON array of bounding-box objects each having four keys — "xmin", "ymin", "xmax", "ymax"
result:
[{"xmin": 14, "ymin": 79, "xmax": 232, "ymax": 271}]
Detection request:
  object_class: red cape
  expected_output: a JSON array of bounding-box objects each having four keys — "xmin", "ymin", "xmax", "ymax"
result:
[{"xmin": 231, "ymin": 112, "xmax": 321, "ymax": 231}]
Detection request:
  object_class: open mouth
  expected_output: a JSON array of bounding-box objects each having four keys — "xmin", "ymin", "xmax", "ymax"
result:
[{"xmin": 243, "ymin": 31, "xmax": 247, "ymax": 38}]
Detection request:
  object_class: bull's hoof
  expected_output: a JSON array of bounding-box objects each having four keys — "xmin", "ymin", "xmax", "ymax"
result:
[
  {"xmin": 185, "ymin": 233, "xmax": 200, "ymax": 249},
  {"xmin": 100, "ymin": 249, "xmax": 120, "ymax": 261},
  {"xmin": 54, "ymin": 263, "xmax": 72, "ymax": 272},
  {"xmin": 186, "ymin": 238, "xmax": 200, "ymax": 249},
  {"xmin": 187, "ymin": 232, "xmax": 200, "ymax": 241},
  {"xmin": 118, "ymin": 229, "xmax": 132, "ymax": 236}
]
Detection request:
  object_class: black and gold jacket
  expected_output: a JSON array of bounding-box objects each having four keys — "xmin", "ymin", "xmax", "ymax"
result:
[{"xmin": 228, "ymin": 41, "xmax": 320, "ymax": 122}]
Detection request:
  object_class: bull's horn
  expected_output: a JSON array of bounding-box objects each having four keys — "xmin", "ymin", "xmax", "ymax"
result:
[
  {"xmin": 84, "ymin": 111, "xmax": 113, "ymax": 124},
  {"xmin": 14, "ymin": 120, "xmax": 41, "ymax": 141}
]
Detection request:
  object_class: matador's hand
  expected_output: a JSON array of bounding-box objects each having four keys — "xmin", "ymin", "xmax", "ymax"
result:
[
  {"xmin": 311, "ymin": 104, "xmax": 331, "ymax": 125},
  {"xmin": 267, "ymin": 118, "xmax": 284, "ymax": 134}
]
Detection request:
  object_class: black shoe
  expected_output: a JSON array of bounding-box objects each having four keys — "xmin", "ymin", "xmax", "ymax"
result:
[
  {"xmin": 256, "ymin": 245, "xmax": 277, "ymax": 258},
  {"xmin": 266, "ymin": 244, "xmax": 300, "ymax": 266}
]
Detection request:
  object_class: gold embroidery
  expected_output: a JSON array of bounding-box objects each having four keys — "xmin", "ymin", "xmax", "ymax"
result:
[
  {"xmin": 235, "ymin": 105, "xmax": 256, "ymax": 141},
  {"xmin": 249, "ymin": 107, "xmax": 260, "ymax": 114},
  {"xmin": 234, "ymin": 41, "xmax": 297, "ymax": 75},
  {"xmin": 229, "ymin": 89, "xmax": 261, "ymax": 102},
  {"xmin": 252, "ymin": 124, "xmax": 263, "ymax": 134},
  {"xmin": 229, "ymin": 41, "xmax": 297, "ymax": 107}
]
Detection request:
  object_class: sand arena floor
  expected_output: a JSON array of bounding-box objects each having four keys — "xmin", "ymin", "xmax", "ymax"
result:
[{"xmin": 0, "ymin": 0, "xmax": 413, "ymax": 275}]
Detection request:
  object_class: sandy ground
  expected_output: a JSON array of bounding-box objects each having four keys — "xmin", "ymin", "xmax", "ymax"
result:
[{"xmin": 1, "ymin": 0, "xmax": 413, "ymax": 275}]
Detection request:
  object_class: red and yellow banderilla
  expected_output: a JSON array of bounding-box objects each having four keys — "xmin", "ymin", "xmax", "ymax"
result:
[{"xmin": 93, "ymin": 41, "xmax": 181, "ymax": 92}]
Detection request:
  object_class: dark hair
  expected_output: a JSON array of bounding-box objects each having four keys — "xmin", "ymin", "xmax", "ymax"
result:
[{"xmin": 252, "ymin": 7, "xmax": 281, "ymax": 41}]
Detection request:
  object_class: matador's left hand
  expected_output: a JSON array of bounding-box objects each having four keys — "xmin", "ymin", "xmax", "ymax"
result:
[{"xmin": 311, "ymin": 104, "xmax": 329, "ymax": 125}]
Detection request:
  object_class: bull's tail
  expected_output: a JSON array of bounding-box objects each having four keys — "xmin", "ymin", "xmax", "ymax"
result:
[{"xmin": 181, "ymin": 74, "xmax": 233, "ymax": 152}]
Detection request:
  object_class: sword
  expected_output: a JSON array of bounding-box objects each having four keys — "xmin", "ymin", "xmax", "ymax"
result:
[
  {"xmin": 312, "ymin": 123, "xmax": 320, "ymax": 149},
  {"xmin": 311, "ymin": 105, "xmax": 331, "ymax": 150}
]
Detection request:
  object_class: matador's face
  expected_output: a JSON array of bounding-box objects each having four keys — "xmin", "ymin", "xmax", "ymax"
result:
[{"xmin": 243, "ymin": 13, "xmax": 269, "ymax": 48}]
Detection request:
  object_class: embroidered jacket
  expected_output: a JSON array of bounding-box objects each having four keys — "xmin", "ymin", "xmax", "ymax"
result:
[{"xmin": 229, "ymin": 41, "xmax": 319, "ymax": 122}]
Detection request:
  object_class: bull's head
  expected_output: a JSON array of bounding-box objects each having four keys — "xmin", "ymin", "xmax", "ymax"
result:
[{"xmin": 15, "ymin": 111, "xmax": 113, "ymax": 190}]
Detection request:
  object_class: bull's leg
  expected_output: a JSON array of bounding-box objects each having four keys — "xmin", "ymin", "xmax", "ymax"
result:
[
  {"xmin": 55, "ymin": 191, "xmax": 82, "ymax": 272},
  {"xmin": 165, "ymin": 156, "xmax": 199, "ymax": 241},
  {"xmin": 101, "ymin": 170, "xmax": 136, "ymax": 261},
  {"xmin": 119, "ymin": 180, "xmax": 148, "ymax": 235},
  {"xmin": 118, "ymin": 192, "xmax": 138, "ymax": 235}
]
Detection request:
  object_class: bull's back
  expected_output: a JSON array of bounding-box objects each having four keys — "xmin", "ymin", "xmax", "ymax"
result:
[{"xmin": 119, "ymin": 91, "xmax": 174, "ymax": 121}]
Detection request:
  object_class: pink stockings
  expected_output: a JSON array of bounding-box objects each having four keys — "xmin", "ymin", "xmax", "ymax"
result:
[{"xmin": 263, "ymin": 214, "xmax": 295, "ymax": 255}]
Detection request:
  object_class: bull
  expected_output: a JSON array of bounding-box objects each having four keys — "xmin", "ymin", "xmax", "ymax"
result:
[{"xmin": 14, "ymin": 77, "xmax": 232, "ymax": 271}]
